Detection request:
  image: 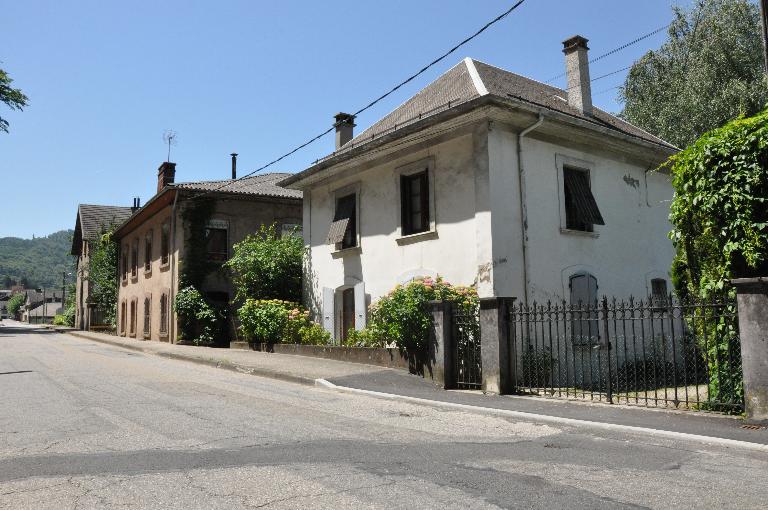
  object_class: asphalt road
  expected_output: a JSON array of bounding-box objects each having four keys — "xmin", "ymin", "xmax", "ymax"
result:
[{"xmin": 1, "ymin": 322, "xmax": 767, "ymax": 509}]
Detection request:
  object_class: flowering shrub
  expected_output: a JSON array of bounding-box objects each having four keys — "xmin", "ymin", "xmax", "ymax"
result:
[
  {"xmin": 365, "ymin": 276, "xmax": 478, "ymax": 353},
  {"xmin": 238, "ymin": 299, "xmax": 329, "ymax": 345}
]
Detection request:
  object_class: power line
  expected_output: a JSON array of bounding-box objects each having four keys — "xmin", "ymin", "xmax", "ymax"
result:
[
  {"xmin": 544, "ymin": 22, "xmax": 671, "ymax": 84},
  {"xmin": 190, "ymin": 0, "xmax": 529, "ymax": 200}
]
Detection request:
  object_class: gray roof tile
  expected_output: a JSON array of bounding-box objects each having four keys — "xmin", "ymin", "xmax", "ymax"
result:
[
  {"xmin": 78, "ymin": 204, "xmax": 134, "ymax": 240},
  {"xmin": 344, "ymin": 58, "xmax": 674, "ymax": 151},
  {"xmin": 173, "ymin": 172, "xmax": 302, "ymax": 199}
]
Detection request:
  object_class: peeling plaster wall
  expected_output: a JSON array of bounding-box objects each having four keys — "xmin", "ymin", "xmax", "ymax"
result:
[{"xmin": 490, "ymin": 132, "xmax": 675, "ymax": 302}]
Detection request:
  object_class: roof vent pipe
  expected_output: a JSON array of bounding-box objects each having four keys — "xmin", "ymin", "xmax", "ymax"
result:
[
  {"xmin": 231, "ymin": 153, "xmax": 238, "ymax": 180},
  {"xmin": 562, "ymin": 35, "xmax": 592, "ymax": 116},
  {"xmin": 334, "ymin": 113, "xmax": 356, "ymax": 150}
]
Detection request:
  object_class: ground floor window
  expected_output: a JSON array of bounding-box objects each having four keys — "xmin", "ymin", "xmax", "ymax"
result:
[{"xmin": 143, "ymin": 296, "xmax": 151, "ymax": 337}]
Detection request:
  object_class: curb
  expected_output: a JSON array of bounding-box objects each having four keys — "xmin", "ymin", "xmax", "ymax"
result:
[
  {"xmin": 315, "ymin": 379, "xmax": 768, "ymax": 453},
  {"xmin": 64, "ymin": 331, "xmax": 316, "ymax": 387}
]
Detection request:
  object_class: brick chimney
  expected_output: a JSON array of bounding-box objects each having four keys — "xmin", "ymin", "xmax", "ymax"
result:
[
  {"xmin": 157, "ymin": 162, "xmax": 176, "ymax": 193},
  {"xmin": 562, "ymin": 35, "xmax": 592, "ymax": 116},
  {"xmin": 334, "ymin": 113, "xmax": 356, "ymax": 150}
]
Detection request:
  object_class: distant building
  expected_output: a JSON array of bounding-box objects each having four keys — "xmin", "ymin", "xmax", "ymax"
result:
[
  {"xmin": 26, "ymin": 301, "xmax": 63, "ymax": 324},
  {"xmin": 21, "ymin": 290, "xmax": 62, "ymax": 323},
  {"xmin": 113, "ymin": 160, "xmax": 302, "ymax": 344},
  {"xmin": 71, "ymin": 204, "xmax": 134, "ymax": 330}
]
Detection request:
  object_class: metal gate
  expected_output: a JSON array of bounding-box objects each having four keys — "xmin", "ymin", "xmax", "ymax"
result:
[
  {"xmin": 508, "ymin": 295, "xmax": 743, "ymax": 413},
  {"xmin": 452, "ymin": 303, "xmax": 482, "ymax": 389}
]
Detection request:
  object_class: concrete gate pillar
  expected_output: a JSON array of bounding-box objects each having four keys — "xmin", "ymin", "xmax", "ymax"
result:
[
  {"xmin": 428, "ymin": 300, "xmax": 453, "ymax": 389},
  {"xmin": 480, "ymin": 297, "xmax": 516, "ymax": 394},
  {"xmin": 732, "ymin": 277, "xmax": 768, "ymax": 423}
]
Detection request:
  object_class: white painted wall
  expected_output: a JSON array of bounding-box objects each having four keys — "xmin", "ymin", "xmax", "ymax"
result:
[{"xmin": 303, "ymin": 120, "xmax": 675, "ymax": 338}]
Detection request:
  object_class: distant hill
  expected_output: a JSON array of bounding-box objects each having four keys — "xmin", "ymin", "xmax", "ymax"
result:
[{"xmin": 0, "ymin": 230, "xmax": 75, "ymax": 289}]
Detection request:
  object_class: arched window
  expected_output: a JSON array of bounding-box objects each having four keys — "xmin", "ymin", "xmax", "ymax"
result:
[
  {"xmin": 569, "ymin": 272, "xmax": 598, "ymax": 345},
  {"xmin": 143, "ymin": 297, "xmax": 151, "ymax": 337},
  {"xmin": 159, "ymin": 293, "xmax": 168, "ymax": 336}
]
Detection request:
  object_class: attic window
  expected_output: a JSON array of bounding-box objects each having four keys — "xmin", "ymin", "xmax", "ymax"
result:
[
  {"xmin": 327, "ymin": 194, "xmax": 356, "ymax": 249},
  {"xmin": 563, "ymin": 166, "xmax": 604, "ymax": 232}
]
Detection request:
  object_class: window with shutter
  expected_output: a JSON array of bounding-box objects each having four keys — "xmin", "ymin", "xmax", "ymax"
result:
[
  {"xmin": 563, "ymin": 166, "xmax": 604, "ymax": 232},
  {"xmin": 205, "ymin": 227, "xmax": 228, "ymax": 261},
  {"xmin": 131, "ymin": 239, "xmax": 139, "ymax": 278},
  {"xmin": 401, "ymin": 170, "xmax": 430, "ymax": 235},
  {"xmin": 144, "ymin": 230, "xmax": 153, "ymax": 272},
  {"xmin": 327, "ymin": 194, "xmax": 357, "ymax": 249},
  {"xmin": 161, "ymin": 222, "xmax": 170, "ymax": 266},
  {"xmin": 143, "ymin": 296, "xmax": 151, "ymax": 337},
  {"xmin": 569, "ymin": 272, "xmax": 599, "ymax": 345}
]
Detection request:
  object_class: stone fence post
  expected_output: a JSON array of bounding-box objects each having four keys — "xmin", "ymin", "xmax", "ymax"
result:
[
  {"xmin": 732, "ymin": 277, "xmax": 768, "ymax": 423},
  {"xmin": 480, "ymin": 297, "xmax": 516, "ymax": 394},
  {"xmin": 428, "ymin": 300, "xmax": 453, "ymax": 389}
]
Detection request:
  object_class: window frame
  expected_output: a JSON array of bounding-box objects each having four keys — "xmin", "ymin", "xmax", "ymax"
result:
[
  {"xmin": 129, "ymin": 298, "xmax": 137, "ymax": 337},
  {"xmin": 160, "ymin": 222, "xmax": 170, "ymax": 268},
  {"xmin": 555, "ymin": 154, "xmax": 602, "ymax": 237},
  {"xmin": 569, "ymin": 271, "xmax": 600, "ymax": 345},
  {"xmin": 400, "ymin": 170, "xmax": 430, "ymax": 236},
  {"xmin": 205, "ymin": 220, "xmax": 229, "ymax": 262},
  {"xmin": 144, "ymin": 230, "xmax": 153, "ymax": 274},
  {"xmin": 143, "ymin": 294, "xmax": 151, "ymax": 339},
  {"xmin": 121, "ymin": 245, "xmax": 129, "ymax": 282},
  {"xmin": 130, "ymin": 238, "xmax": 139, "ymax": 279},
  {"xmin": 395, "ymin": 158, "xmax": 436, "ymax": 242},
  {"xmin": 329, "ymin": 182, "xmax": 361, "ymax": 254},
  {"xmin": 159, "ymin": 292, "xmax": 169, "ymax": 337}
]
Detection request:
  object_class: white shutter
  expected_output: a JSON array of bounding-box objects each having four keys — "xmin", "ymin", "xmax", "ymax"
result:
[
  {"xmin": 354, "ymin": 281, "xmax": 366, "ymax": 330},
  {"xmin": 322, "ymin": 287, "xmax": 335, "ymax": 336}
]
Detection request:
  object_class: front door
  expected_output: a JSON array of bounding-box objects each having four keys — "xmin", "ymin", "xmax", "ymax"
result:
[{"xmin": 341, "ymin": 288, "xmax": 355, "ymax": 343}]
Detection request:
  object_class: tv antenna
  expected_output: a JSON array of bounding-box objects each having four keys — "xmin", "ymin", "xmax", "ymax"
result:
[{"xmin": 162, "ymin": 130, "xmax": 178, "ymax": 162}]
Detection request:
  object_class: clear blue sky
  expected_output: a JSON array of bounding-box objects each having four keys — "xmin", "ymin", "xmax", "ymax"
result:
[{"xmin": 1, "ymin": 0, "xmax": 692, "ymax": 239}]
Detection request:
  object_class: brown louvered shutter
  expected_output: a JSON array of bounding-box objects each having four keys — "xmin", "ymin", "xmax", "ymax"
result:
[{"xmin": 563, "ymin": 167, "xmax": 605, "ymax": 227}]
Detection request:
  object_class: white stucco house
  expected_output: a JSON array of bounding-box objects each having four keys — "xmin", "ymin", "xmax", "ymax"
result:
[{"xmin": 280, "ymin": 35, "xmax": 678, "ymax": 342}]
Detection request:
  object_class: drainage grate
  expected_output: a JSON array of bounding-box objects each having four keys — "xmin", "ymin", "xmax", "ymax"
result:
[{"xmin": 740, "ymin": 424, "xmax": 766, "ymax": 430}]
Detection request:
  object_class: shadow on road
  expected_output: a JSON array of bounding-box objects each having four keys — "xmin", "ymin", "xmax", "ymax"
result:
[{"xmin": 0, "ymin": 323, "xmax": 56, "ymax": 337}]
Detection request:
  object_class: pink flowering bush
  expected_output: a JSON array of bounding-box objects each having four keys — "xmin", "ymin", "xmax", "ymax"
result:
[
  {"xmin": 364, "ymin": 276, "xmax": 478, "ymax": 352},
  {"xmin": 238, "ymin": 299, "xmax": 329, "ymax": 345}
]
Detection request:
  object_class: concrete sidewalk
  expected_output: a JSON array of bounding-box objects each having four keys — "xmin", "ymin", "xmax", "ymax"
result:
[
  {"xmin": 63, "ymin": 329, "xmax": 394, "ymax": 385},
  {"xmin": 61, "ymin": 328, "xmax": 768, "ymax": 446}
]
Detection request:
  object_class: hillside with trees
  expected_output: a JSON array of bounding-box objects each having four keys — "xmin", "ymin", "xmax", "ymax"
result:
[{"xmin": 0, "ymin": 230, "xmax": 75, "ymax": 289}]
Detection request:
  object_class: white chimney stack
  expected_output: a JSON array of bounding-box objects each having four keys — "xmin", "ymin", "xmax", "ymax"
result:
[{"xmin": 562, "ymin": 35, "xmax": 592, "ymax": 116}]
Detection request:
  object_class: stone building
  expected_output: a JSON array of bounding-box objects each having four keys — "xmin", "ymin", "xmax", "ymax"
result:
[
  {"xmin": 71, "ymin": 204, "xmax": 134, "ymax": 330},
  {"xmin": 281, "ymin": 35, "xmax": 678, "ymax": 343},
  {"xmin": 113, "ymin": 161, "xmax": 302, "ymax": 344}
]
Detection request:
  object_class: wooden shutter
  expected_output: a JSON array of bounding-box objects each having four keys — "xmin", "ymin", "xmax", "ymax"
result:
[
  {"xmin": 354, "ymin": 281, "xmax": 366, "ymax": 330},
  {"xmin": 563, "ymin": 168, "xmax": 605, "ymax": 226},
  {"xmin": 322, "ymin": 287, "xmax": 335, "ymax": 338}
]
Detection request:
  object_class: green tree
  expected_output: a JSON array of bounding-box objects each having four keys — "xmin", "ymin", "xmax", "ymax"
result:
[
  {"xmin": 225, "ymin": 224, "xmax": 304, "ymax": 303},
  {"xmin": 7, "ymin": 293, "xmax": 25, "ymax": 317},
  {"xmin": 0, "ymin": 67, "xmax": 28, "ymax": 133},
  {"xmin": 85, "ymin": 230, "xmax": 119, "ymax": 327},
  {"xmin": 620, "ymin": 0, "xmax": 768, "ymax": 149}
]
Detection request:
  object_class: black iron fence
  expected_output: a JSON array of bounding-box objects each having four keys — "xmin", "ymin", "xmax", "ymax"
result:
[
  {"xmin": 452, "ymin": 303, "xmax": 482, "ymax": 389},
  {"xmin": 508, "ymin": 296, "xmax": 743, "ymax": 413}
]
